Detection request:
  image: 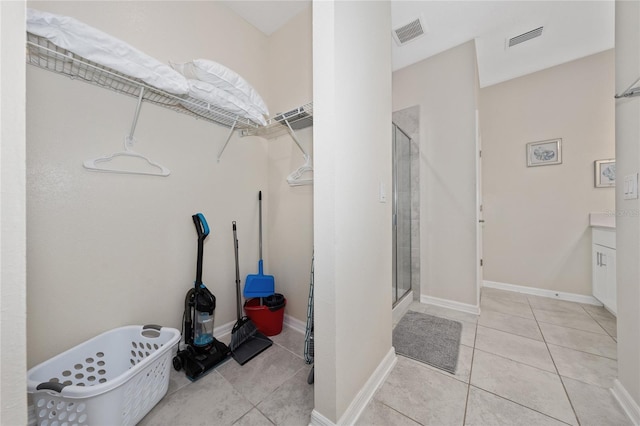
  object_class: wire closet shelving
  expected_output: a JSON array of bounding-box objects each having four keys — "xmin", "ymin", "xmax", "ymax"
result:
[
  {"xmin": 25, "ymin": 32, "xmax": 263, "ymax": 131},
  {"xmin": 25, "ymin": 32, "xmax": 314, "ymax": 183}
]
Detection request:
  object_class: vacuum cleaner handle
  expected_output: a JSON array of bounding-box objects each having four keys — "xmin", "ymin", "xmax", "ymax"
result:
[
  {"xmin": 192, "ymin": 213, "xmax": 210, "ymax": 240},
  {"xmin": 192, "ymin": 213, "xmax": 209, "ymax": 286}
]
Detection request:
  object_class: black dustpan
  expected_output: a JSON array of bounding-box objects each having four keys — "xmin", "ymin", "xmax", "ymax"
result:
[
  {"xmin": 230, "ymin": 221, "xmax": 272, "ymax": 365},
  {"xmin": 231, "ymin": 332, "xmax": 272, "ymax": 365}
]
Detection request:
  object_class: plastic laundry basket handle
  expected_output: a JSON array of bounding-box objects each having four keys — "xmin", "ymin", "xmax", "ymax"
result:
[
  {"xmin": 143, "ymin": 324, "xmax": 162, "ymax": 331},
  {"xmin": 36, "ymin": 382, "xmax": 68, "ymax": 393}
]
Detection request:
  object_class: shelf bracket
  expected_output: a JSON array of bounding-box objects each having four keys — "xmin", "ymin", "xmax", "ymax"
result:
[
  {"xmin": 216, "ymin": 118, "xmax": 238, "ymax": 162},
  {"xmin": 129, "ymin": 86, "xmax": 145, "ymax": 139},
  {"xmin": 615, "ymin": 76, "xmax": 640, "ymax": 99}
]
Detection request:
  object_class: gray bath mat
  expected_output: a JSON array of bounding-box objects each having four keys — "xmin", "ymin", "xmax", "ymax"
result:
[{"xmin": 393, "ymin": 311, "xmax": 462, "ymax": 374}]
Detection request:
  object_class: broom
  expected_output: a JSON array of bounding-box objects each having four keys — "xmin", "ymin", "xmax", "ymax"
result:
[{"xmin": 230, "ymin": 221, "xmax": 259, "ymax": 351}]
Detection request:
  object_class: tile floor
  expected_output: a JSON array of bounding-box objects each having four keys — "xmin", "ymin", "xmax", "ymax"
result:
[
  {"xmin": 359, "ymin": 288, "xmax": 630, "ymax": 426},
  {"xmin": 140, "ymin": 288, "xmax": 631, "ymax": 425},
  {"xmin": 138, "ymin": 328, "xmax": 314, "ymax": 426}
]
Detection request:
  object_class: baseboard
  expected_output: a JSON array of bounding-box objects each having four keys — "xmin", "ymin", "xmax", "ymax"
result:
[
  {"xmin": 284, "ymin": 313, "xmax": 307, "ymax": 334},
  {"xmin": 611, "ymin": 379, "xmax": 640, "ymax": 425},
  {"xmin": 310, "ymin": 410, "xmax": 335, "ymax": 426},
  {"xmin": 310, "ymin": 347, "xmax": 397, "ymax": 426},
  {"xmin": 483, "ymin": 280, "xmax": 602, "ymax": 306},
  {"xmin": 421, "ymin": 295, "xmax": 480, "ymax": 315},
  {"xmin": 392, "ymin": 291, "xmax": 414, "ymax": 324},
  {"xmin": 213, "ymin": 319, "xmax": 235, "ymax": 339}
]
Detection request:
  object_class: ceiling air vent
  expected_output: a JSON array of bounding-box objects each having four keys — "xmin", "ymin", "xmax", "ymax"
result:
[
  {"xmin": 508, "ymin": 26, "xmax": 544, "ymax": 48},
  {"xmin": 392, "ymin": 16, "xmax": 426, "ymax": 46}
]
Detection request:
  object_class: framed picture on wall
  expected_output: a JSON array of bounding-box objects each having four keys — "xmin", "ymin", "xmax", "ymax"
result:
[
  {"xmin": 595, "ymin": 159, "xmax": 616, "ymax": 187},
  {"xmin": 526, "ymin": 139, "xmax": 562, "ymax": 167}
]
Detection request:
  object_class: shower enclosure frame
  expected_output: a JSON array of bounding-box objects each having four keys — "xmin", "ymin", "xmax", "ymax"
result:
[{"xmin": 392, "ymin": 123, "xmax": 412, "ymax": 307}]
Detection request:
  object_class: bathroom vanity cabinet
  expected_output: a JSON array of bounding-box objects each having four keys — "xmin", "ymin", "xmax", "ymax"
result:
[{"xmin": 592, "ymin": 227, "xmax": 616, "ymax": 315}]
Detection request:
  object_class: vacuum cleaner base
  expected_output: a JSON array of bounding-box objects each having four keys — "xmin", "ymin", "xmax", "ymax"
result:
[{"xmin": 173, "ymin": 338, "xmax": 230, "ymax": 381}]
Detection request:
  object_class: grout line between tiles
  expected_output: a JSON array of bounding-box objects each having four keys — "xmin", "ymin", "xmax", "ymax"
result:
[
  {"xmin": 472, "ymin": 347, "xmax": 559, "ymax": 375},
  {"xmin": 237, "ymin": 406, "xmax": 276, "ymax": 426},
  {"xmin": 475, "ymin": 322, "xmax": 544, "ymax": 342},
  {"xmin": 467, "ymin": 385, "xmax": 575, "ymax": 426},
  {"xmin": 462, "ymin": 319, "xmax": 479, "ymax": 425},
  {"xmin": 580, "ymin": 305, "xmax": 617, "ymax": 340},
  {"xmin": 544, "ymin": 341, "xmax": 617, "ymax": 362},
  {"xmin": 271, "ymin": 340, "xmax": 306, "ymax": 361},
  {"xmin": 534, "ymin": 317, "xmax": 609, "ymax": 336},
  {"xmin": 475, "ymin": 322, "xmax": 546, "ymax": 343},
  {"xmin": 530, "ymin": 299, "xmax": 582, "ymax": 426},
  {"xmin": 538, "ymin": 318, "xmax": 614, "ymax": 337},
  {"xmin": 395, "ymin": 353, "xmax": 470, "ymax": 386},
  {"xmin": 377, "ymin": 400, "xmax": 426, "ymax": 426}
]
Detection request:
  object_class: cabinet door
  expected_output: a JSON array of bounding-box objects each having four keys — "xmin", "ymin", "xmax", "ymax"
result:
[
  {"xmin": 602, "ymin": 246, "xmax": 617, "ymax": 315},
  {"xmin": 592, "ymin": 245, "xmax": 607, "ymax": 303}
]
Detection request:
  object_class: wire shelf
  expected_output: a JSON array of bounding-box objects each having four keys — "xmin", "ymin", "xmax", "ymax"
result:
[
  {"xmin": 242, "ymin": 102, "xmax": 313, "ymax": 139},
  {"xmin": 26, "ymin": 32, "xmax": 262, "ymax": 131}
]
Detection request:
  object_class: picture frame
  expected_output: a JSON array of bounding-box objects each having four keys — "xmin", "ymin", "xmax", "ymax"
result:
[
  {"xmin": 526, "ymin": 138, "xmax": 562, "ymax": 167},
  {"xmin": 595, "ymin": 159, "xmax": 616, "ymax": 188}
]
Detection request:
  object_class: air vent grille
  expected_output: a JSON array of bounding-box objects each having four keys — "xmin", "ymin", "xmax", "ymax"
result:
[
  {"xmin": 393, "ymin": 17, "xmax": 425, "ymax": 45},
  {"xmin": 508, "ymin": 26, "xmax": 544, "ymax": 47}
]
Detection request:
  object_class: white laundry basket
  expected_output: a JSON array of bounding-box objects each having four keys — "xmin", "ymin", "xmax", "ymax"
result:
[{"xmin": 27, "ymin": 325, "xmax": 180, "ymax": 426}]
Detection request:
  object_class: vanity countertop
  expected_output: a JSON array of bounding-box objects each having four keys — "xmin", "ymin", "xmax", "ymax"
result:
[{"xmin": 590, "ymin": 212, "xmax": 616, "ymax": 229}]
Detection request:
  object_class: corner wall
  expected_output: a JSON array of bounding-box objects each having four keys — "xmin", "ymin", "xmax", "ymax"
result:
[
  {"xmin": 266, "ymin": 6, "xmax": 314, "ymax": 324},
  {"xmin": 392, "ymin": 41, "xmax": 479, "ymax": 308},
  {"xmin": 614, "ymin": 0, "xmax": 640, "ymax": 415},
  {"xmin": 313, "ymin": 0, "xmax": 393, "ymax": 422},
  {"xmin": 480, "ymin": 50, "xmax": 615, "ymax": 295},
  {"xmin": 1, "ymin": 1, "xmax": 27, "ymax": 423}
]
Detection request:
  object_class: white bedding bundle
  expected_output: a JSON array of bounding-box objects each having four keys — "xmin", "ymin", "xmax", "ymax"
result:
[
  {"xmin": 26, "ymin": 8, "xmax": 189, "ymax": 95},
  {"xmin": 26, "ymin": 8, "xmax": 269, "ymax": 127},
  {"xmin": 171, "ymin": 60, "xmax": 269, "ymax": 126}
]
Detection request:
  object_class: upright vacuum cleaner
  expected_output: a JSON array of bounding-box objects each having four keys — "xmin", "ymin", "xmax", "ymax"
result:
[{"xmin": 173, "ymin": 213, "xmax": 230, "ymax": 381}]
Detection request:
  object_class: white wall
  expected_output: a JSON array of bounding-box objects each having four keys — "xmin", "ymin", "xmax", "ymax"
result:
[
  {"xmin": 26, "ymin": 1, "xmax": 272, "ymax": 367},
  {"xmin": 266, "ymin": 6, "xmax": 314, "ymax": 323},
  {"xmin": 480, "ymin": 50, "xmax": 615, "ymax": 295},
  {"xmin": 614, "ymin": 0, "xmax": 640, "ymax": 413},
  {"xmin": 313, "ymin": 0, "xmax": 392, "ymax": 422},
  {"xmin": 392, "ymin": 41, "xmax": 479, "ymax": 307},
  {"xmin": 1, "ymin": 1, "xmax": 27, "ymax": 423}
]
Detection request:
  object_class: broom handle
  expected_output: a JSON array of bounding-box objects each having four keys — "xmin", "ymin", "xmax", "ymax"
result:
[
  {"xmin": 233, "ymin": 222, "xmax": 242, "ymax": 321},
  {"xmin": 258, "ymin": 191, "xmax": 262, "ymax": 259}
]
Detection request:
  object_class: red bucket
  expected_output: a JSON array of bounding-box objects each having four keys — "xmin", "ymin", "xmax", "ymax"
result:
[{"xmin": 244, "ymin": 294, "xmax": 286, "ymax": 336}]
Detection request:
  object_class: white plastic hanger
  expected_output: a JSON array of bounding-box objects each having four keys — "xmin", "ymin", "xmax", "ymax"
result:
[
  {"xmin": 83, "ymin": 87, "xmax": 171, "ymax": 177},
  {"xmin": 83, "ymin": 135, "xmax": 171, "ymax": 176},
  {"xmin": 283, "ymin": 118, "xmax": 313, "ymax": 186}
]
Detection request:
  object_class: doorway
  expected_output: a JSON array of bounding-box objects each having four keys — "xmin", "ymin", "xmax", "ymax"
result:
[{"xmin": 392, "ymin": 123, "xmax": 412, "ymax": 306}]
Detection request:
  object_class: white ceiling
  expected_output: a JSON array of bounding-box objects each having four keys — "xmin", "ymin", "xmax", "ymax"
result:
[{"xmin": 222, "ymin": 0, "xmax": 615, "ymax": 88}]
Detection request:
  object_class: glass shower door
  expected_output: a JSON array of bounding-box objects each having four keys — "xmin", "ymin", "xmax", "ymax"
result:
[{"xmin": 392, "ymin": 123, "xmax": 412, "ymax": 306}]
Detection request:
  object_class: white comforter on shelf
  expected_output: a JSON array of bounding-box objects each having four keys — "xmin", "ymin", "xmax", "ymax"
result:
[{"xmin": 26, "ymin": 8, "xmax": 189, "ymax": 96}]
